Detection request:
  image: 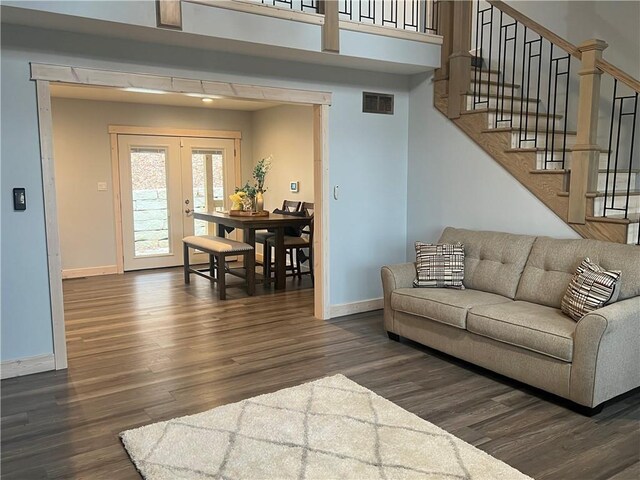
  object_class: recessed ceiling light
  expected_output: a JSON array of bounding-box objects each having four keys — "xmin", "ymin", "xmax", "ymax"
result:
[
  {"xmin": 186, "ymin": 93, "xmax": 222, "ymax": 99},
  {"xmin": 122, "ymin": 87, "xmax": 167, "ymax": 94},
  {"xmin": 201, "ymin": 98, "xmax": 214, "ymax": 103}
]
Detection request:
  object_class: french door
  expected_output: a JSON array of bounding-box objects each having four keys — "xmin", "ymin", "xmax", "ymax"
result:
[{"xmin": 118, "ymin": 135, "xmax": 236, "ymax": 271}]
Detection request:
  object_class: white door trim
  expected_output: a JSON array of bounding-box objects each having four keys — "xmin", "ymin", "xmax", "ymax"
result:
[
  {"xmin": 33, "ymin": 63, "xmax": 331, "ymax": 372},
  {"xmin": 30, "ymin": 63, "xmax": 332, "ymax": 105},
  {"xmin": 110, "ymin": 128, "xmax": 243, "ymax": 274}
]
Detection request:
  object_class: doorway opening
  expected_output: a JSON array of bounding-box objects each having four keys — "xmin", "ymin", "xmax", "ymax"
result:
[{"xmin": 34, "ymin": 65, "xmax": 331, "ymax": 370}]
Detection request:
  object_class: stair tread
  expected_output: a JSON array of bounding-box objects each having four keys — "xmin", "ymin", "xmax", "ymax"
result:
[
  {"xmin": 472, "ymin": 66, "xmax": 501, "ymax": 74},
  {"xmin": 530, "ymin": 168, "xmax": 639, "ymax": 174},
  {"xmin": 587, "ymin": 213, "xmax": 640, "ymax": 223},
  {"xmin": 472, "ymin": 79, "xmax": 521, "ymax": 88},
  {"xmin": 505, "ymin": 147, "xmax": 609, "ymax": 153},
  {"xmin": 468, "ymin": 108, "xmax": 563, "ymax": 119},
  {"xmin": 446, "ymin": 91, "xmax": 540, "ymax": 103},
  {"xmin": 558, "ymin": 190, "xmax": 640, "ymax": 197},
  {"xmin": 484, "ymin": 127, "xmax": 577, "ymax": 135}
]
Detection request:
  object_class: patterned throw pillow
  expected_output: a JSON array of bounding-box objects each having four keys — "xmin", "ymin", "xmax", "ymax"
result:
[
  {"xmin": 561, "ymin": 257, "xmax": 621, "ymax": 321},
  {"xmin": 413, "ymin": 242, "xmax": 465, "ymax": 289}
]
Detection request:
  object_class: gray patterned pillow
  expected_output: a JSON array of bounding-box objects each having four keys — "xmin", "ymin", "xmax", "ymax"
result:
[
  {"xmin": 561, "ymin": 257, "xmax": 621, "ymax": 321},
  {"xmin": 413, "ymin": 242, "xmax": 465, "ymax": 289}
]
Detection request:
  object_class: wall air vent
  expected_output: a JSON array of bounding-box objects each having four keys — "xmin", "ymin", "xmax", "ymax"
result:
[{"xmin": 362, "ymin": 92, "xmax": 394, "ymax": 115}]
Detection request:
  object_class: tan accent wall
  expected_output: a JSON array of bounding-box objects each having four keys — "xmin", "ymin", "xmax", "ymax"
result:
[{"xmin": 51, "ymin": 98, "xmax": 254, "ymax": 270}]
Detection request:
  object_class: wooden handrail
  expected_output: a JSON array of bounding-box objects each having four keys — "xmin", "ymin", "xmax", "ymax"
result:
[
  {"xmin": 487, "ymin": 0, "xmax": 581, "ymax": 59},
  {"xmin": 596, "ymin": 59, "xmax": 640, "ymax": 92}
]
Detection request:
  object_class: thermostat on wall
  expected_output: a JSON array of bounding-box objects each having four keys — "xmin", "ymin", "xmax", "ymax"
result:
[{"xmin": 290, "ymin": 181, "xmax": 299, "ymax": 193}]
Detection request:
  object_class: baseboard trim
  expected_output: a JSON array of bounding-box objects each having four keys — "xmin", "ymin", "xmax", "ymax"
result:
[
  {"xmin": 1, "ymin": 354, "xmax": 55, "ymax": 379},
  {"xmin": 62, "ymin": 265, "xmax": 119, "ymax": 279},
  {"xmin": 330, "ymin": 298, "xmax": 383, "ymax": 318}
]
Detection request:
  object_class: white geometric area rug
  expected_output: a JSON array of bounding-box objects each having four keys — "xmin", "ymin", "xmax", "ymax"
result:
[{"xmin": 121, "ymin": 374, "xmax": 532, "ymax": 479}]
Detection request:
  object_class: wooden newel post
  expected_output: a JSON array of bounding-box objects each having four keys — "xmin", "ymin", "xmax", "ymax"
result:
[
  {"xmin": 435, "ymin": 0, "xmax": 454, "ymax": 82},
  {"xmin": 568, "ymin": 39, "xmax": 608, "ymax": 224},
  {"xmin": 447, "ymin": 0, "xmax": 473, "ymax": 119},
  {"xmin": 320, "ymin": 0, "xmax": 340, "ymax": 53}
]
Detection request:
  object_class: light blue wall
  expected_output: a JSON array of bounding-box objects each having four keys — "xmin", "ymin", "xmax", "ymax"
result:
[
  {"xmin": 0, "ymin": 24, "xmax": 410, "ymax": 361},
  {"xmin": 1, "ymin": 47, "xmax": 55, "ymax": 360},
  {"xmin": 405, "ymin": 73, "xmax": 579, "ymax": 259}
]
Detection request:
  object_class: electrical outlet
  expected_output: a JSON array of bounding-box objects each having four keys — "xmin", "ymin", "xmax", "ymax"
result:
[{"xmin": 97, "ymin": 182, "xmax": 108, "ymax": 191}]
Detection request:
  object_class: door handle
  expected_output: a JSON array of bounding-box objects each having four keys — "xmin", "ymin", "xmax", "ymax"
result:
[{"xmin": 185, "ymin": 208, "xmax": 193, "ymax": 216}]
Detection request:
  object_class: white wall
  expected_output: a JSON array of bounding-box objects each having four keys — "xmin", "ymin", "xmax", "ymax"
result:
[
  {"xmin": 507, "ymin": 1, "xmax": 640, "ymax": 77},
  {"xmin": 51, "ymin": 98, "xmax": 255, "ymax": 271},
  {"xmin": 1, "ymin": 24, "xmax": 410, "ymax": 362},
  {"xmin": 251, "ymin": 105, "xmax": 315, "ymax": 212},
  {"xmin": 406, "ymin": 73, "xmax": 579, "ymax": 258}
]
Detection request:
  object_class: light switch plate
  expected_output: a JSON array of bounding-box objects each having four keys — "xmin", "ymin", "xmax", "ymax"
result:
[{"xmin": 97, "ymin": 182, "xmax": 108, "ymax": 191}]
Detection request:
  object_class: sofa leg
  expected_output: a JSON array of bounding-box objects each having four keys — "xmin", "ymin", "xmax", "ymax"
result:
[
  {"xmin": 574, "ymin": 403, "xmax": 604, "ymax": 417},
  {"xmin": 387, "ymin": 332, "xmax": 400, "ymax": 342}
]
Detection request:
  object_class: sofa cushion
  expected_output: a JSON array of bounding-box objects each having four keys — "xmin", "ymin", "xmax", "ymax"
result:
[
  {"xmin": 515, "ymin": 237, "xmax": 640, "ymax": 309},
  {"xmin": 438, "ymin": 227, "xmax": 536, "ymax": 299},
  {"xmin": 467, "ymin": 301, "xmax": 576, "ymax": 362},
  {"xmin": 390, "ymin": 288, "xmax": 512, "ymax": 329}
]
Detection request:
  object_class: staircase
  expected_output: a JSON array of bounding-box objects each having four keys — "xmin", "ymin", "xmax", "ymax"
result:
[{"xmin": 434, "ymin": 0, "xmax": 640, "ymax": 244}]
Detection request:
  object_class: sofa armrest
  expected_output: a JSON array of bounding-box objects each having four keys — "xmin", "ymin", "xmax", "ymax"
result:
[
  {"xmin": 570, "ymin": 297, "xmax": 640, "ymax": 407},
  {"xmin": 381, "ymin": 263, "xmax": 416, "ymax": 333}
]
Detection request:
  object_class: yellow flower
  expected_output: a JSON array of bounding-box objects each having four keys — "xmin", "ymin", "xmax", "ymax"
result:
[{"xmin": 229, "ymin": 192, "xmax": 246, "ymax": 203}]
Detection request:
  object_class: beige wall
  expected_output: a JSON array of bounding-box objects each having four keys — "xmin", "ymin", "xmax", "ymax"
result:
[
  {"xmin": 251, "ymin": 104, "xmax": 314, "ymax": 212},
  {"xmin": 51, "ymin": 98, "xmax": 254, "ymax": 271}
]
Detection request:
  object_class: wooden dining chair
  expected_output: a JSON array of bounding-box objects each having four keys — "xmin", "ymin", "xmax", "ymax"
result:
[
  {"xmin": 255, "ymin": 200, "xmax": 302, "ymax": 277},
  {"xmin": 295, "ymin": 202, "xmax": 314, "ymax": 280},
  {"xmin": 264, "ymin": 202, "xmax": 314, "ymax": 284}
]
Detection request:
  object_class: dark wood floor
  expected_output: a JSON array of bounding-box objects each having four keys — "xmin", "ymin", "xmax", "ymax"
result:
[{"xmin": 1, "ymin": 268, "xmax": 639, "ymax": 479}]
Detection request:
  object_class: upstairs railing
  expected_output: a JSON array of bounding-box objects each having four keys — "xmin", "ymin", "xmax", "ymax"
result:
[
  {"xmin": 440, "ymin": 0, "xmax": 639, "ymax": 243},
  {"xmin": 249, "ymin": 0, "xmax": 440, "ymax": 34}
]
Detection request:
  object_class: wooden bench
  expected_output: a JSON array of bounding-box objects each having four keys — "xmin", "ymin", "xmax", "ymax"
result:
[{"xmin": 183, "ymin": 235, "xmax": 255, "ymax": 300}]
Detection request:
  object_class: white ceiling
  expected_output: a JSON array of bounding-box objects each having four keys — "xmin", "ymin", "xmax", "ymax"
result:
[{"xmin": 50, "ymin": 83, "xmax": 281, "ymax": 111}]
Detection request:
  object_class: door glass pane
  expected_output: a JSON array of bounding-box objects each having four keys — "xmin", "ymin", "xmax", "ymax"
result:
[
  {"xmin": 192, "ymin": 149, "xmax": 224, "ymax": 236},
  {"xmin": 130, "ymin": 148, "xmax": 170, "ymax": 256}
]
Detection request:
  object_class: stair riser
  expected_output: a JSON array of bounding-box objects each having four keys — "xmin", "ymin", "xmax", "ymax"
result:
[
  {"xmin": 594, "ymin": 196, "xmax": 640, "ymax": 215},
  {"xmin": 466, "ymin": 96, "xmax": 540, "ymax": 112},
  {"xmin": 471, "ymin": 70, "xmax": 501, "ymax": 82},
  {"xmin": 597, "ymin": 172, "xmax": 638, "ymax": 191},
  {"xmin": 535, "ymin": 152, "xmax": 610, "ymax": 170},
  {"xmin": 488, "ymin": 113, "xmax": 563, "ymax": 130},
  {"xmin": 471, "ymin": 83, "xmax": 519, "ymax": 97},
  {"xmin": 627, "ymin": 223, "xmax": 639, "ymax": 244},
  {"xmin": 512, "ymin": 133, "xmax": 576, "ymax": 149}
]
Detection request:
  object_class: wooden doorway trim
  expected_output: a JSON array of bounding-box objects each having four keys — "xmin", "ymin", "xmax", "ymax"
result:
[
  {"xmin": 32, "ymin": 63, "xmax": 332, "ymax": 371},
  {"xmin": 109, "ymin": 126, "xmax": 243, "ymax": 274}
]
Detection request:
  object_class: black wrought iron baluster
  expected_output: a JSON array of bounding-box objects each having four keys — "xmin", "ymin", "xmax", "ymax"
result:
[
  {"xmin": 623, "ymin": 93, "xmax": 638, "ymax": 219},
  {"xmin": 473, "ymin": 2, "xmax": 482, "ymax": 108},
  {"xmin": 560, "ymin": 56, "xmax": 570, "ymax": 169},
  {"xmin": 604, "ymin": 79, "xmax": 618, "ymax": 216},
  {"xmin": 545, "ymin": 44, "xmax": 554, "ymax": 168},
  {"xmin": 533, "ymin": 38, "xmax": 542, "ymax": 152},
  {"xmin": 519, "ymin": 27, "xmax": 527, "ymax": 145},
  {"xmin": 274, "ymin": 0, "xmax": 293, "ymax": 9},
  {"xmin": 382, "ymin": 0, "xmax": 398, "ymax": 28},
  {"xmin": 301, "ymin": 0, "xmax": 319, "ymax": 13},
  {"xmin": 430, "ymin": 0, "xmax": 439, "ymax": 34},
  {"xmin": 359, "ymin": 0, "xmax": 375, "ymax": 24},
  {"xmin": 404, "ymin": 0, "xmax": 419, "ymax": 32},
  {"xmin": 508, "ymin": 23, "xmax": 518, "ymax": 129},
  {"xmin": 339, "ymin": 0, "xmax": 352, "ymax": 19}
]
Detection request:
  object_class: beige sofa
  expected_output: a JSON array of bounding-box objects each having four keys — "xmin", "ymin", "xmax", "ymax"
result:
[{"xmin": 381, "ymin": 227, "xmax": 640, "ymax": 411}]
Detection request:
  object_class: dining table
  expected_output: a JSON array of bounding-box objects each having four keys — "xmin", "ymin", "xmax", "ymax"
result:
[{"xmin": 193, "ymin": 210, "xmax": 312, "ymax": 290}]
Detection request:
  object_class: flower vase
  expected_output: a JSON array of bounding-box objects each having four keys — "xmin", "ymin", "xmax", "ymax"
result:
[{"xmin": 255, "ymin": 190, "xmax": 264, "ymax": 213}]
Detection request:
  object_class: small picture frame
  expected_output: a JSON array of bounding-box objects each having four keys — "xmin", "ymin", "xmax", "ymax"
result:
[{"xmin": 290, "ymin": 181, "xmax": 299, "ymax": 193}]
